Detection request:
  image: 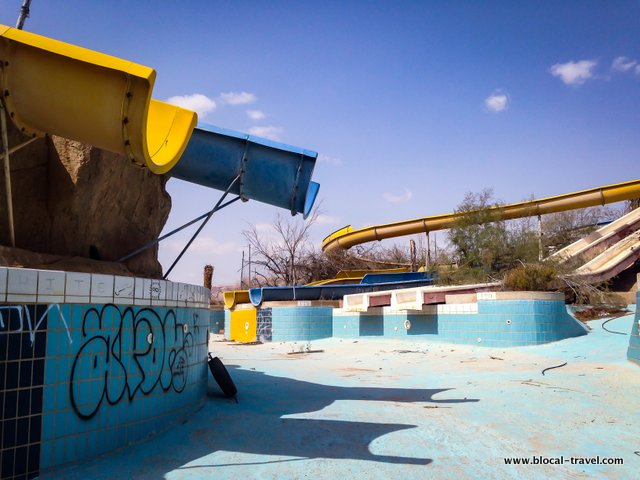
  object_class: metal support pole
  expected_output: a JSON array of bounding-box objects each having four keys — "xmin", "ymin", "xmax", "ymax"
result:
[
  {"xmin": 425, "ymin": 231, "xmax": 431, "ymax": 270},
  {"xmin": 538, "ymin": 214, "xmax": 543, "ymax": 261},
  {"xmin": 118, "ymin": 195, "xmax": 240, "ymax": 262},
  {"xmin": 434, "ymin": 234, "xmax": 437, "ymax": 264},
  {"xmin": 16, "ymin": 0, "xmax": 33, "ymax": 30},
  {"xmin": 1, "ymin": 103, "xmax": 16, "ymax": 247},
  {"xmin": 163, "ymin": 174, "xmax": 241, "ymax": 279},
  {"xmin": 0, "ymin": 136, "xmax": 39, "ymax": 161}
]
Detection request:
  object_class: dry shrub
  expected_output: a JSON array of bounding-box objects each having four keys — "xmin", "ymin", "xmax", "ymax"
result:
[{"xmin": 503, "ymin": 263, "xmax": 558, "ymax": 291}]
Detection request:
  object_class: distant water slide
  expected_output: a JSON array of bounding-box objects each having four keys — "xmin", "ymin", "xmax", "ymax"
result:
[
  {"xmin": 248, "ymin": 271, "xmax": 435, "ymax": 307},
  {"xmin": 549, "ymin": 207, "xmax": 640, "ymax": 265},
  {"xmin": 322, "ymin": 180, "xmax": 640, "ymax": 252},
  {"xmin": 0, "ymin": 24, "xmax": 319, "ymax": 216},
  {"xmin": 223, "ymin": 268, "xmax": 411, "ymax": 308},
  {"xmin": 341, "ymin": 209, "xmax": 640, "ymax": 312},
  {"xmin": 570, "ymin": 229, "xmax": 640, "ymax": 284}
]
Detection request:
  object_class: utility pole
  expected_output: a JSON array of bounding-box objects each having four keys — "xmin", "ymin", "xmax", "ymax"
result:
[
  {"xmin": 240, "ymin": 250, "xmax": 245, "ymax": 288},
  {"xmin": 247, "ymin": 244, "xmax": 251, "ymax": 286},
  {"xmin": 16, "ymin": 0, "xmax": 33, "ymax": 30}
]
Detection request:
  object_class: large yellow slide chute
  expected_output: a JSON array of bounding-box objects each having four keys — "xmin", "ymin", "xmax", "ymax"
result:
[{"xmin": 0, "ymin": 24, "xmax": 196, "ymax": 173}]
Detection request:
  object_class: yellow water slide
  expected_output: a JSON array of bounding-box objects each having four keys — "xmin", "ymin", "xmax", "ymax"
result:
[
  {"xmin": 0, "ymin": 24, "xmax": 196, "ymax": 173},
  {"xmin": 323, "ymin": 179, "xmax": 640, "ymax": 253}
]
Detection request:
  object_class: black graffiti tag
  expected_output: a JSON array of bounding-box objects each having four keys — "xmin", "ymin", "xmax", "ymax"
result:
[{"xmin": 69, "ymin": 305, "xmax": 198, "ymax": 419}]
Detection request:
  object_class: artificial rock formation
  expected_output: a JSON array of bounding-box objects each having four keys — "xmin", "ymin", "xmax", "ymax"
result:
[{"xmin": 0, "ymin": 122, "xmax": 171, "ymax": 277}]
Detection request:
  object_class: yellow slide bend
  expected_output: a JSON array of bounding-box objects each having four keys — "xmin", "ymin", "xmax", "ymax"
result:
[
  {"xmin": 0, "ymin": 24, "xmax": 196, "ymax": 173},
  {"xmin": 323, "ymin": 179, "xmax": 640, "ymax": 253}
]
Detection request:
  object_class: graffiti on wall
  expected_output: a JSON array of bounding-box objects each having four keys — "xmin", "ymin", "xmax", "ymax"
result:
[
  {"xmin": 69, "ymin": 304, "xmax": 200, "ymax": 419},
  {"xmin": 257, "ymin": 308, "xmax": 273, "ymax": 342},
  {"xmin": 0, "ymin": 304, "xmax": 71, "ymax": 347}
]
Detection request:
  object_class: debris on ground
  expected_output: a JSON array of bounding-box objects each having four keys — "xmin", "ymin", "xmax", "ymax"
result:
[
  {"xmin": 541, "ymin": 361, "xmax": 568, "ymax": 376},
  {"xmin": 573, "ymin": 306, "xmax": 630, "ymax": 322}
]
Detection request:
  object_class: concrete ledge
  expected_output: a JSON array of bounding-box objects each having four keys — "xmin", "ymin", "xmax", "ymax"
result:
[
  {"xmin": 477, "ymin": 291, "xmax": 564, "ymax": 301},
  {"xmin": 0, "ymin": 265, "xmax": 211, "ymax": 308}
]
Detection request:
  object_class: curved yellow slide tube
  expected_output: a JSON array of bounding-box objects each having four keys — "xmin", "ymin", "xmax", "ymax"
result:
[
  {"xmin": 0, "ymin": 24, "xmax": 196, "ymax": 173},
  {"xmin": 323, "ymin": 179, "xmax": 640, "ymax": 253}
]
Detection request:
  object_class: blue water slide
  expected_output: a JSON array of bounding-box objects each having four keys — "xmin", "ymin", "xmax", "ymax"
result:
[
  {"xmin": 248, "ymin": 273, "xmax": 435, "ymax": 306},
  {"xmin": 170, "ymin": 123, "xmax": 320, "ymax": 217},
  {"xmin": 360, "ymin": 271, "xmax": 432, "ymax": 284}
]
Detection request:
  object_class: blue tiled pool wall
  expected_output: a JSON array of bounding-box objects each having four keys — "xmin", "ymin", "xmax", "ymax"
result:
[
  {"xmin": 1, "ymin": 305, "xmax": 48, "ymax": 480},
  {"xmin": 333, "ymin": 299, "xmax": 588, "ymax": 347},
  {"xmin": 210, "ymin": 309, "xmax": 224, "ymax": 334},
  {"xmin": 257, "ymin": 308, "xmax": 272, "ymax": 342},
  {"xmin": 333, "ymin": 309, "xmax": 437, "ymax": 339},
  {"xmin": 627, "ymin": 291, "xmax": 640, "ymax": 365},
  {"xmin": 1, "ymin": 302, "xmax": 209, "ymax": 480},
  {"xmin": 264, "ymin": 306, "xmax": 333, "ymax": 342},
  {"xmin": 224, "ymin": 310, "xmax": 230, "ymax": 337}
]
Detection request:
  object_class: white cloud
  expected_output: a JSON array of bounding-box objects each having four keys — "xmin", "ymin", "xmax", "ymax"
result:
[
  {"xmin": 220, "ymin": 91, "xmax": 257, "ymax": 105},
  {"xmin": 549, "ymin": 59, "xmax": 598, "ymax": 85},
  {"xmin": 317, "ymin": 154, "xmax": 343, "ymax": 166},
  {"xmin": 383, "ymin": 189, "xmax": 413, "ymax": 203},
  {"xmin": 247, "ymin": 126, "xmax": 283, "ymax": 141},
  {"xmin": 316, "ymin": 214, "xmax": 341, "ymax": 225},
  {"xmin": 636, "ymin": 65, "xmax": 640, "ymax": 76},
  {"xmin": 611, "ymin": 56, "xmax": 637, "ymax": 72},
  {"xmin": 166, "ymin": 93, "xmax": 216, "ymax": 117},
  {"xmin": 247, "ymin": 110, "xmax": 266, "ymax": 120},
  {"xmin": 484, "ymin": 92, "xmax": 509, "ymax": 112}
]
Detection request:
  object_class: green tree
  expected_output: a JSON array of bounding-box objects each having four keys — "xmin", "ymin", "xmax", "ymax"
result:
[{"xmin": 447, "ymin": 189, "xmax": 538, "ymax": 275}]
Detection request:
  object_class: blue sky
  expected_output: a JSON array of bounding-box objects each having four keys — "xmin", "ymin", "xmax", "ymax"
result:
[{"xmin": 1, "ymin": 1, "xmax": 639, "ymax": 285}]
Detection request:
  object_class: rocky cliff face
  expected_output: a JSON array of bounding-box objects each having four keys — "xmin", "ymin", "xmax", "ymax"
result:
[{"xmin": 0, "ymin": 122, "xmax": 171, "ymax": 277}]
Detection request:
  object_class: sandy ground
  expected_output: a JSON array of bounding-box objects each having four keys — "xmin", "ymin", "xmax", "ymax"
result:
[{"xmin": 44, "ymin": 313, "xmax": 639, "ymax": 479}]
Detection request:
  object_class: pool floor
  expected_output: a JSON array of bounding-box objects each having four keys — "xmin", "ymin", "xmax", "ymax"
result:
[{"xmin": 41, "ymin": 314, "xmax": 639, "ymax": 479}]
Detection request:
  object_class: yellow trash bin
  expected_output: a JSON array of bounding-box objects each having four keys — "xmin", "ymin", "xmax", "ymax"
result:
[{"xmin": 229, "ymin": 307, "xmax": 257, "ymax": 343}]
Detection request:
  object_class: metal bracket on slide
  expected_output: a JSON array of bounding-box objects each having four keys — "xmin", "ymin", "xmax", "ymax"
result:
[
  {"xmin": 120, "ymin": 74, "xmax": 138, "ymax": 165},
  {"xmin": 289, "ymin": 152, "xmax": 304, "ymax": 216},
  {"xmin": 237, "ymin": 138, "xmax": 250, "ymax": 202},
  {"xmin": 117, "ymin": 174, "xmax": 241, "ymax": 279}
]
